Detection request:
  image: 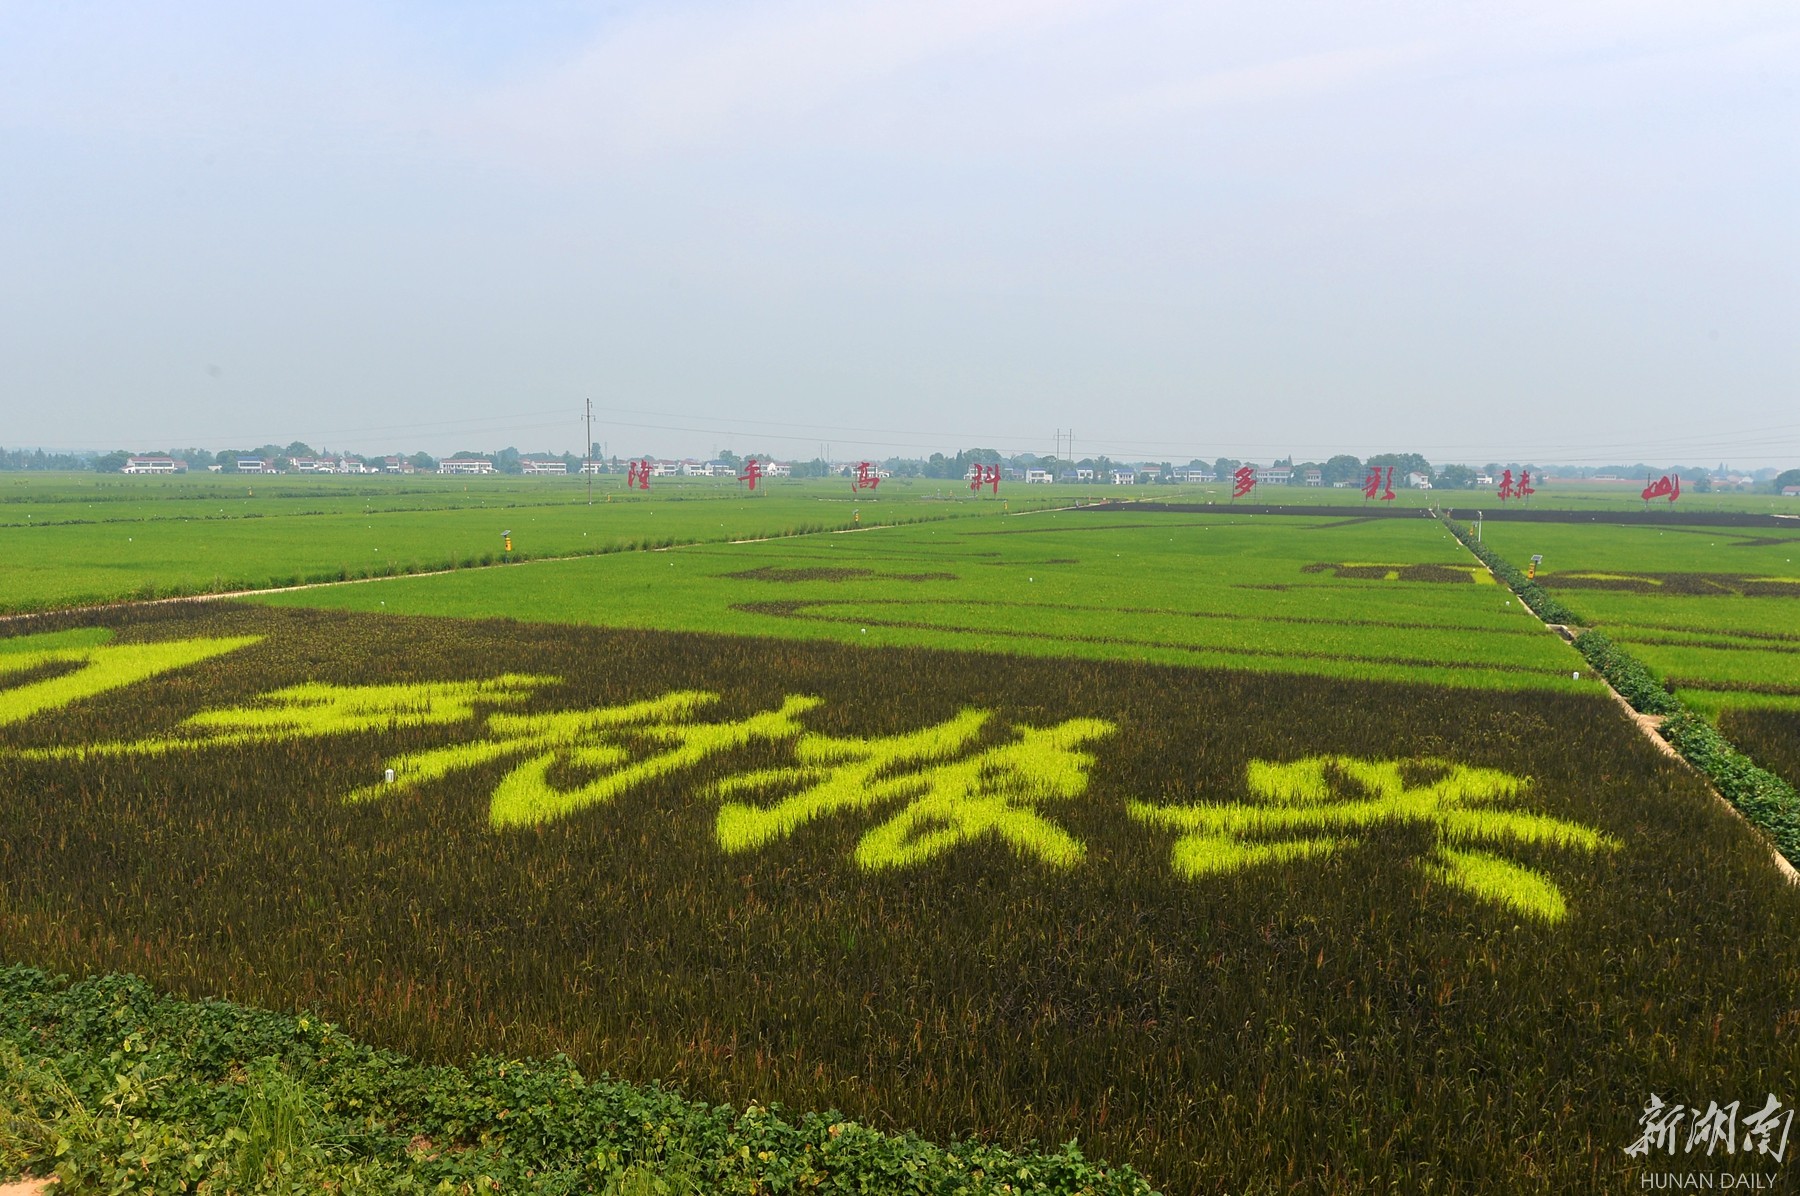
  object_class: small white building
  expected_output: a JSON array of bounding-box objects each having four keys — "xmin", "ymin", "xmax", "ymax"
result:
[
  {"xmin": 521, "ymin": 458, "xmax": 567, "ymax": 475},
  {"xmin": 1111, "ymin": 470, "xmax": 1136, "ymax": 485},
  {"xmin": 1025, "ymin": 469, "xmax": 1054, "ymax": 484},
  {"xmin": 1256, "ymin": 467, "xmax": 1293, "ymax": 485},
  {"xmin": 439, "ymin": 458, "xmax": 495, "ymax": 475},
  {"xmin": 1304, "ymin": 469, "xmax": 1324, "ymax": 486},
  {"xmin": 1407, "ymin": 472, "xmax": 1432, "ymax": 489},
  {"xmin": 233, "ymin": 457, "xmax": 278, "ymax": 474},
  {"xmin": 764, "ymin": 461, "xmax": 792, "ymax": 477},
  {"xmin": 123, "ymin": 455, "xmax": 181, "ymax": 474}
]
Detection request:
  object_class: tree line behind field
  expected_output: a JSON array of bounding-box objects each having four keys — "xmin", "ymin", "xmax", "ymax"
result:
[{"xmin": 5, "ymin": 442, "xmax": 1794, "ymax": 493}]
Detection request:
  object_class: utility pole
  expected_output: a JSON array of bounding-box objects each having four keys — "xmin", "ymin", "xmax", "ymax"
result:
[{"xmin": 585, "ymin": 398, "xmax": 594, "ymax": 503}]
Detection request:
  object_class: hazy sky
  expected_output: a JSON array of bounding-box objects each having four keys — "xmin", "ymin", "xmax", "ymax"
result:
[{"xmin": 3, "ymin": 1, "xmax": 1796, "ymax": 465}]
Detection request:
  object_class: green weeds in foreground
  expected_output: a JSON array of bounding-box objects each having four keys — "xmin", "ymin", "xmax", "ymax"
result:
[{"xmin": 0, "ymin": 967, "xmax": 1149, "ymax": 1195}]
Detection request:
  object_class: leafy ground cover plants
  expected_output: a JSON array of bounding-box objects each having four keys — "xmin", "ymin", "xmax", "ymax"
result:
[
  {"xmin": 0, "ymin": 965, "xmax": 1149, "ymax": 1195},
  {"xmin": 3, "ymin": 603, "xmax": 1798, "ymax": 1193}
]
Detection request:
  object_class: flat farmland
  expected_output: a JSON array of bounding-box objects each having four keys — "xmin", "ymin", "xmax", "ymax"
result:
[
  {"xmin": 0, "ymin": 474, "xmax": 1055, "ymax": 613},
  {"xmin": 1476, "ymin": 520, "xmax": 1800, "ymax": 717},
  {"xmin": 2, "ymin": 604, "xmax": 1796, "ymax": 1193},
  {"xmin": 256, "ymin": 509, "xmax": 1601, "ymax": 693}
]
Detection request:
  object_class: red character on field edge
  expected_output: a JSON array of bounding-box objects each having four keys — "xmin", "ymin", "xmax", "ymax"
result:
[
  {"xmin": 853, "ymin": 462, "xmax": 880, "ymax": 491},
  {"xmin": 739, "ymin": 458, "xmax": 763, "ymax": 491},
  {"xmin": 1497, "ymin": 469, "xmax": 1515, "ymax": 501},
  {"xmin": 969, "ymin": 463, "xmax": 1001, "ymax": 494},
  {"xmin": 626, "ymin": 459, "xmax": 652, "ymax": 490},
  {"xmin": 1232, "ymin": 466, "xmax": 1256, "ymax": 499},
  {"xmin": 1516, "ymin": 469, "xmax": 1534, "ymax": 501},
  {"xmin": 1640, "ymin": 473, "xmax": 1680, "ymax": 504},
  {"xmin": 1363, "ymin": 466, "xmax": 1396, "ymax": 502}
]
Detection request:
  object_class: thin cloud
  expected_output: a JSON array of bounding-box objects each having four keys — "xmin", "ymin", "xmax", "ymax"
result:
[
  {"xmin": 1105, "ymin": 42, "xmax": 1439, "ymax": 121},
  {"xmin": 460, "ymin": 0, "xmax": 1120, "ymax": 159}
]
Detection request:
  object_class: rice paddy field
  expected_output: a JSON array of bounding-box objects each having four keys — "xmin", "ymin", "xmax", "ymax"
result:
[
  {"xmin": 0, "ymin": 474, "xmax": 1057, "ymax": 613},
  {"xmin": 255, "ymin": 509, "xmax": 1599, "ymax": 693},
  {"xmin": 2, "ymin": 602, "xmax": 1797, "ymax": 1194},
  {"xmin": 5, "ymin": 470, "xmax": 1793, "ymax": 616},
  {"xmin": 4, "ymin": 476, "xmax": 1799, "ymax": 1194},
  {"xmin": 1476, "ymin": 520, "xmax": 1800, "ymax": 721}
]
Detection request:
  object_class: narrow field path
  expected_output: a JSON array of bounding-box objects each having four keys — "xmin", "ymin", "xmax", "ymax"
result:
[{"xmin": 1444, "ymin": 517, "xmax": 1800, "ymax": 884}]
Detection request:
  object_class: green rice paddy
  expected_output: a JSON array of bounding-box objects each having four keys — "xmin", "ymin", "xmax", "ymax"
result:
[
  {"xmin": 2, "ymin": 603, "xmax": 1796, "ymax": 1194},
  {"xmin": 254, "ymin": 510, "xmax": 1599, "ymax": 693},
  {"xmin": 1477, "ymin": 521, "xmax": 1800, "ymax": 715},
  {"xmin": 4, "ymin": 474, "xmax": 1798, "ymax": 1194}
]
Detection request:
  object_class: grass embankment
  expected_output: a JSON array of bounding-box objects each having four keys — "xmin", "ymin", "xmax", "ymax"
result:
[{"xmin": 4, "ymin": 604, "xmax": 1797, "ymax": 1192}]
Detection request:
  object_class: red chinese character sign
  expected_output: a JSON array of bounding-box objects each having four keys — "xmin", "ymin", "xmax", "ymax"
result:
[
  {"xmin": 1516, "ymin": 470, "xmax": 1534, "ymax": 501},
  {"xmin": 852, "ymin": 462, "xmax": 880, "ymax": 492},
  {"xmin": 969, "ymin": 463, "xmax": 1001, "ymax": 494},
  {"xmin": 1231, "ymin": 466, "xmax": 1257, "ymax": 500},
  {"xmin": 626, "ymin": 459, "xmax": 652, "ymax": 491},
  {"xmin": 1496, "ymin": 469, "xmax": 1515, "ymax": 500},
  {"xmin": 1363, "ymin": 466, "xmax": 1396, "ymax": 503},
  {"xmin": 1641, "ymin": 473, "xmax": 1681, "ymax": 505},
  {"xmin": 738, "ymin": 457, "xmax": 763, "ymax": 492}
]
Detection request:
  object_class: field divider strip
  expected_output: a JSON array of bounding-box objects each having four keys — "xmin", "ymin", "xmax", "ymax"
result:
[{"xmin": 1442, "ymin": 515, "xmax": 1800, "ymax": 884}]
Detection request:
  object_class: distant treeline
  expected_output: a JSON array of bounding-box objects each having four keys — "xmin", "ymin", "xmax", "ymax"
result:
[
  {"xmin": 0, "ymin": 447, "xmax": 92, "ymax": 471},
  {"xmin": 5, "ymin": 443, "xmax": 1790, "ymax": 490}
]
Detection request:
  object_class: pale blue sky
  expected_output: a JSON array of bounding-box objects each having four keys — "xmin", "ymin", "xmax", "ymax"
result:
[{"xmin": 3, "ymin": 1, "xmax": 1796, "ymax": 465}]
